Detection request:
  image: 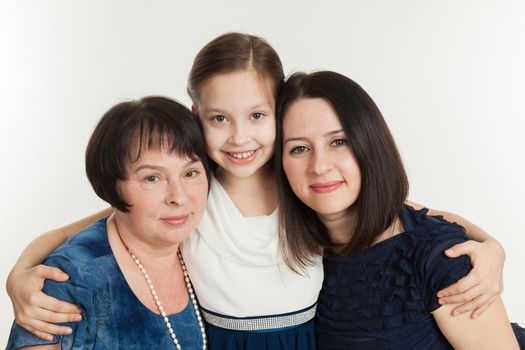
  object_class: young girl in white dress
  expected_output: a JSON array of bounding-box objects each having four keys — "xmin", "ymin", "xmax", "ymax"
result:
[{"xmin": 6, "ymin": 33, "xmax": 507, "ymax": 349}]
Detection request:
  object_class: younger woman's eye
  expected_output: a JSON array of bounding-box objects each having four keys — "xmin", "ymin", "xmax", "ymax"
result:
[
  {"xmin": 331, "ymin": 138, "xmax": 348, "ymax": 147},
  {"xmin": 211, "ymin": 115, "xmax": 227, "ymax": 123},
  {"xmin": 250, "ymin": 112, "xmax": 264, "ymax": 120},
  {"xmin": 290, "ymin": 145, "xmax": 309, "ymax": 154}
]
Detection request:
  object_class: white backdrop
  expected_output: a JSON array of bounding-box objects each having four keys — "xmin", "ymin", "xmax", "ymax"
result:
[{"xmin": 1, "ymin": 0, "xmax": 524, "ymax": 344}]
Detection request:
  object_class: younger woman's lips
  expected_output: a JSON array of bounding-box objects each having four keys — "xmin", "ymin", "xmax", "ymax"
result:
[{"xmin": 309, "ymin": 181, "xmax": 344, "ymax": 194}]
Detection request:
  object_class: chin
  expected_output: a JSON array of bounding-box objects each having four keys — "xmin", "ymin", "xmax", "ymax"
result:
[
  {"xmin": 226, "ymin": 164, "xmax": 264, "ymax": 179},
  {"xmin": 313, "ymin": 204, "xmax": 351, "ymax": 217}
]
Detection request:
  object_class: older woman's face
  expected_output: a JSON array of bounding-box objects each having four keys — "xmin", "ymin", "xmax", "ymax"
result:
[
  {"xmin": 282, "ymin": 98, "xmax": 361, "ymax": 220},
  {"xmin": 116, "ymin": 148, "xmax": 208, "ymax": 247}
]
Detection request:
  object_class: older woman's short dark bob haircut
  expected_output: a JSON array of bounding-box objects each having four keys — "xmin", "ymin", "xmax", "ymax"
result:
[
  {"xmin": 275, "ymin": 71, "xmax": 409, "ymax": 269},
  {"xmin": 86, "ymin": 96, "xmax": 210, "ymax": 212}
]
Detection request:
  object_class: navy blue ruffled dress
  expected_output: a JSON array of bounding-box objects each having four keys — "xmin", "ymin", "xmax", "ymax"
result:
[
  {"xmin": 316, "ymin": 206, "xmax": 525, "ymax": 349},
  {"xmin": 6, "ymin": 218, "xmax": 204, "ymax": 350}
]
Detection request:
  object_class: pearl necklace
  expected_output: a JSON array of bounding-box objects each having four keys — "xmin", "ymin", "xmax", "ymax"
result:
[{"xmin": 126, "ymin": 247, "xmax": 207, "ymax": 349}]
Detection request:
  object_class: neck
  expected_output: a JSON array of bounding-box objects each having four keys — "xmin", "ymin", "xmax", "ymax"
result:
[
  {"xmin": 106, "ymin": 214, "xmax": 190, "ymax": 318},
  {"xmin": 215, "ymin": 162, "xmax": 275, "ymax": 190},
  {"xmin": 109, "ymin": 214, "xmax": 180, "ymax": 268},
  {"xmin": 320, "ymin": 209, "xmax": 404, "ymax": 249},
  {"xmin": 318, "ymin": 208, "xmax": 357, "ymax": 245},
  {"xmin": 215, "ymin": 163, "xmax": 278, "ymax": 216}
]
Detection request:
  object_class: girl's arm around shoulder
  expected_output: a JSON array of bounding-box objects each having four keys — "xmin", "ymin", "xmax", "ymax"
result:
[
  {"xmin": 433, "ymin": 297, "xmax": 519, "ymax": 350},
  {"xmin": 9, "ymin": 207, "xmax": 114, "ymax": 271},
  {"xmin": 407, "ymin": 200, "xmax": 505, "ymax": 318},
  {"xmin": 6, "ymin": 207, "xmax": 112, "ymax": 341},
  {"xmin": 8, "ymin": 255, "xmax": 92, "ymax": 350}
]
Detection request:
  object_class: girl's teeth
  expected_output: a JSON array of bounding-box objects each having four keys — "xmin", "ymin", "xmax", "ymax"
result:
[{"xmin": 229, "ymin": 151, "xmax": 254, "ymax": 159}]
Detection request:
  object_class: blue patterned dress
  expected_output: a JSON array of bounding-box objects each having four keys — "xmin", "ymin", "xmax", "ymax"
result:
[{"xmin": 7, "ymin": 218, "xmax": 204, "ymax": 350}]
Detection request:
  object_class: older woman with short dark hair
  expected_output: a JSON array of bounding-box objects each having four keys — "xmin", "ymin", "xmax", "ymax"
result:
[{"xmin": 7, "ymin": 96, "xmax": 209, "ymax": 349}]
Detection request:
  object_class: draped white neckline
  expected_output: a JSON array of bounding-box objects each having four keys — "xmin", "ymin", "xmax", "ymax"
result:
[
  {"xmin": 194, "ymin": 175, "xmax": 282, "ymax": 266},
  {"xmin": 180, "ymin": 175, "xmax": 324, "ymax": 316}
]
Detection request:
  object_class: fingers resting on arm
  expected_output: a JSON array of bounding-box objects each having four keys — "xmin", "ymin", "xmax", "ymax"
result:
[
  {"xmin": 7, "ymin": 264, "xmax": 82, "ymax": 340},
  {"xmin": 437, "ymin": 239, "xmax": 504, "ymax": 318}
]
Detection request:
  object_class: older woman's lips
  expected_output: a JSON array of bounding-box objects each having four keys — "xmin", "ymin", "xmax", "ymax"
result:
[
  {"xmin": 161, "ymin": 215, "xmax": 189, "ymax": 226},
  {"xmin": 309, "ymin": 181, "xmax": 344, "ymax": 194}
]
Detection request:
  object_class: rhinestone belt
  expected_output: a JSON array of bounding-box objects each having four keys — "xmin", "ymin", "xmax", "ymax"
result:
[{"xmin": 201, "ymin": 304, "xmax": 317, "ymax": 331}]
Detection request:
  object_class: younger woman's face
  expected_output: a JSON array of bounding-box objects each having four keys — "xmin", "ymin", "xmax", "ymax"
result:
[
  {"xmin": 282, "ymin": 98, "xmax": 361, "ymax": 221},
  {"xmin": 196, "ymin": 69, "xmax": 276, "ymax": 179}
]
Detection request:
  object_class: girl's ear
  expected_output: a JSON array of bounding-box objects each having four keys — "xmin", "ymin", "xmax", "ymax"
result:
[{"xmin": 191, "ymin": 104, "xmax": 199, "ymax": 118}]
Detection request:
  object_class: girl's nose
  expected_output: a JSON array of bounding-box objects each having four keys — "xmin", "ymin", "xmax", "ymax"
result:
[{"xmin": 228, "ymin": 122, "xmax": 251, "ymax": 145}]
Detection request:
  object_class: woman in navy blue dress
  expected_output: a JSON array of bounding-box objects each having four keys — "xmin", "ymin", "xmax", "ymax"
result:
[{"xmin": 274, "ymin": 71, "xmax": 525, "ymax": 349}]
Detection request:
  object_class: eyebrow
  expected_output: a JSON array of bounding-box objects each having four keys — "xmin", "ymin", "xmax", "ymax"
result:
[
  {"xmin": 203, "ymin": 102, "xmax": 272, "ymax": 115},
  {"xmin": 284, "ymin": 129, "xmax": 345, "ymax": 144},
  {"xmin": 134, "ymin": 159, "xmax": 200, "ymax": 172}
]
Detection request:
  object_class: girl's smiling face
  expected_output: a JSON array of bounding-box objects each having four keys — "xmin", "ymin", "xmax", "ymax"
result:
[
  {"xmin": 282, "ymin": 97, "xmax": 362, "ymax": 221},
  {"xmin": 196, "ymin": 69, "xmax": 276, "ymax": 179}
]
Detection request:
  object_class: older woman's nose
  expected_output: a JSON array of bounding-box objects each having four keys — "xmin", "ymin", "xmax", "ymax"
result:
[{"xmin": 166, "ymin": 181, "xmax": 187, "ymax": 206}]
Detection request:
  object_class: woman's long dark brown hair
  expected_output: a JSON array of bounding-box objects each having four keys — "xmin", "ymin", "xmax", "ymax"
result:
[{"xmin": 275, "ymin": 71, "xmax": 409, "ymax": 270}]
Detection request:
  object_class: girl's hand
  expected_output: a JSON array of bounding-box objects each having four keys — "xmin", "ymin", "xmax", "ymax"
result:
[
  {"xmin": 437, "ymin": 239, "xmax": 505, "ymax": 318},
  {"xmin": 6, "ymin": 265, "xmax": 82, "ymax": 340}
]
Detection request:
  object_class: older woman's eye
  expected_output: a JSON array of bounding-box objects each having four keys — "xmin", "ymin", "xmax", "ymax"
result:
[
  {"xmin": 184, "ymin": 170, "xmax": 200, "ymax": 178},
  {"xmin": 144, "ymin": 175, "xmax": 159, "ymax": 182},
  {"xmin": 290, "ymin": 145, "xmax": 309, "ymax": 154}
]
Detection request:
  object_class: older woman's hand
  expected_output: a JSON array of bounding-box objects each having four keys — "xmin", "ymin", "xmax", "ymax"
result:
[
  {"xmin": 6, "ymin": 264, "xmax": 82, "ymax": 340},
  {"xmin": 437, "ymin": 239, "xmax": 505, "ymax": 318}
]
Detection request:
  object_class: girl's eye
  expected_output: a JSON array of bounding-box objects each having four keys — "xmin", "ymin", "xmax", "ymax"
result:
[
  {"xmin": 331, "ymin": 138, "xmax": 348, "ymax": 147},
  {"xmin": 211, "ymin": 115, "xmax": 227, "ymax": 123},
  {"xmin": 290, "ymin": 145, "xmax": 309, "ymax": 154},
  {"xmin": 250, "ymin": 112, "xmax": 264, "ymax": 120}
]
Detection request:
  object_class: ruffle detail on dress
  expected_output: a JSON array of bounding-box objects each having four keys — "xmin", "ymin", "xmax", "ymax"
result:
[
  {"xmin": 319, "ymin": 235, "xmax": 426, "ymax": 333},
  {"xmin": 317, "ymin": 205, "xmax": 471, "ymax": 333}
]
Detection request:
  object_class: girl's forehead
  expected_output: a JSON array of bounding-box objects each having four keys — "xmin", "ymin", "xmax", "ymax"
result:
[{"xmin": 198, "ymin": 69, "xmax": 275, "ymax": 110}]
